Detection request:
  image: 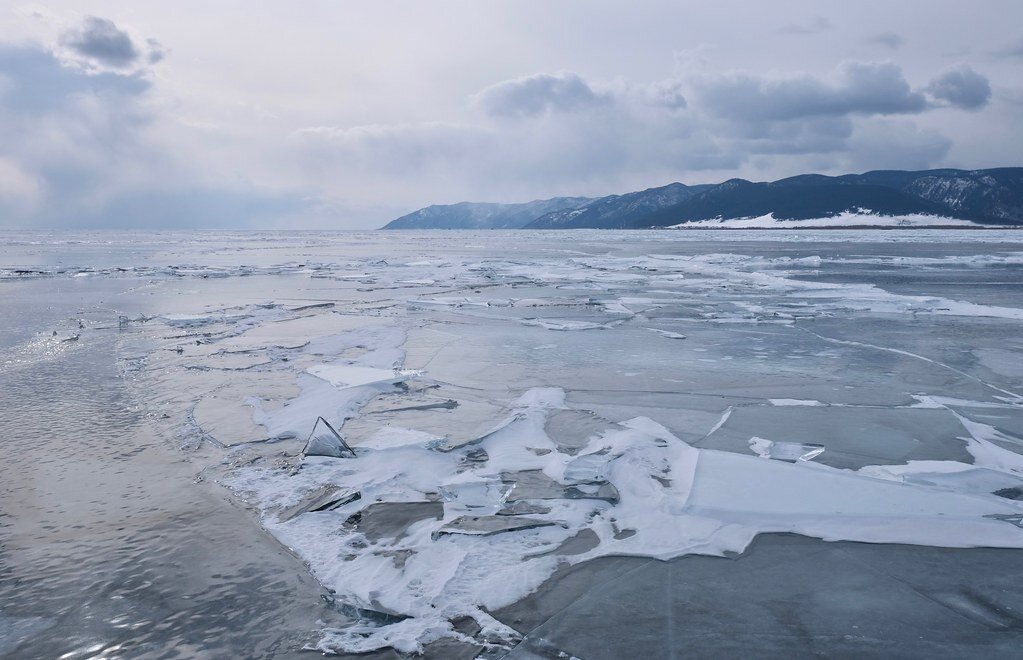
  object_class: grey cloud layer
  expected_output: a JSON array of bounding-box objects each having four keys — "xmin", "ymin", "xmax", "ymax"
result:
[
  {"xmin": 868, "ymin": 32, "xmax": 905, "ymax": 50},
  {"xmin": 59, "ymin": 16, "xmax": 139, "ymax": 67},
  {"xmin": 692, "ymin": 62, "xmax": 927, "ymax": 122},
  {"xmin": 473, "ymin": 72, "xmax": 613, "ymax": 118},
  {"xmin": 926, "ymin": 66, "xmax": 992, "ymax": 110},
  {"xmin": 298, "ymin": 61, "xmax": 989, "ymax": 188},
  {"xmin": 0, "ymin": 35, "xmax": 313, "ymax": 228},
  {"xmin": 778, "ymin": 16, "xmax": 832, "ymax": 35},
  {"xmin": 57, "ymin": 16, "xmax": 165, "ymax": 72},
  {"xmin": 0, "ymin": 44, "xmax": 155, "ymax": 224}
]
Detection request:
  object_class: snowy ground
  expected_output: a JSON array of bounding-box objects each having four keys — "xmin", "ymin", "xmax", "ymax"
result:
[{"xmin": 5, "ymin": 229, "xmax": 1023, "ymax": 657}]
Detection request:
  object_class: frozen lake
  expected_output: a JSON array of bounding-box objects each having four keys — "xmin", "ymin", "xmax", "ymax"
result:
[{"xmin": 3, "ymin": 229, "xmax": 1023, "ymax": 658}]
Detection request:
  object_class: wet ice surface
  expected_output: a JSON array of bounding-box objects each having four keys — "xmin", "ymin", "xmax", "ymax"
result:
[{"xmin": 4, "ymin": 229, "xmax": 1023, "ymax": 658}]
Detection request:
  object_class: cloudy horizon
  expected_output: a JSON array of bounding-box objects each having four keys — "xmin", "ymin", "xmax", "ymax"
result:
[{"xmin": 1, "ymin": 1, "xmax": 1021, "ymax": 229}]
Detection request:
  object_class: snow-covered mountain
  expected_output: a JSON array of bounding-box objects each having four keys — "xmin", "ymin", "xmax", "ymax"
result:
[
  {"xmin": 380, "ymin": 168, "xmax": 1023, "ymax": 229},
  {"xmin": 381, "ymin": 196, "xmax": 592, "ymax": 229},
  {"xmin": 527, "ymin": 182, "xmax": 713, "ymax": 229}
]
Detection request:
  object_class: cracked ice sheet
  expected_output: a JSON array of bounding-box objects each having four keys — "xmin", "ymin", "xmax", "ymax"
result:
[
  {"xmin": 95, "ymin": 232, "xmax": 1023, "ymax": 656},
  {"xmin": 225, "ymin": 389, "xmax": 1023, "ymax": 655}
]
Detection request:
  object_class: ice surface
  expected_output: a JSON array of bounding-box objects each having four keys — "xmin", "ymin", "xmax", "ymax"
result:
[{"xmin": 70, "ymin": 229, "xmax": 1023, "ymax": 656}]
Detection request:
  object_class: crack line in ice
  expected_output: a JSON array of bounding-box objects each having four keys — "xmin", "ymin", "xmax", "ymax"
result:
[{"xmin": 797, "ymin": 327, "xmax": 1023, "ymax": 403}]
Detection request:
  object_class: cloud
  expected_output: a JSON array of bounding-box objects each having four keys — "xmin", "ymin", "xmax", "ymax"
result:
[
  {"xmin": 295, "ymin": 122, "xmax": 493, "ymax": 177},
  {"xmin": 992, "ymin": 37, "xmax": 1023, "ymax": 59},
  {"xmin": 740, "ymin": 117, "xmax": 853, "ymax": 155},
  {"xmin": 289, "ymin": 61, "xmax": 995, "ymax": 210},
  {"xmin": 692, "ymin": 61, "xmax": 926, "ymax": 123},
  {"xmin": 844, "ymin": 119, "xmax": 952, "ymax": 171},
  {"xmin": 926, "ymin": 65, "xmax": 991, "ymax": 110},
  {"xmin": 642, "ymin": 78, "xmax": 688, "ymax": 110},
  {"xmin": 146, "ymin": 39, "xmax": 166, "ymax": 64},
  {"xmin": 778, "ymin": 16, "xmax": 832, "ymax": 35},
  {"xmin": 0, "ymin": 46, "xmax": 150, "ymax": 115},
  {"xmin": 0, "ymin": 156, "xmax": 42, "ymax": 206},
  {"xmin": 59, "ymin": 16, "xmax": 139, "ymax": 68},
  {"xmin": 0, "ymin": 44, "xmax": 162, "ymax": 227},
  {"xmin": 868, "ymin": 32, "xmax": 904, "ymax": 49},
  {"xmin": 472, "ymin": 71, "xmax": 612, "ymax": 118}
]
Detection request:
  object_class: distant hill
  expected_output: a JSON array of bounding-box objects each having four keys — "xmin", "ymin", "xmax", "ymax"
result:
[
  {"xmin": 381, "ymin": 196, "xmax": 592, "ymax": 229},
  {"xmin": 634, "ymin": 180, "xmax": 946, "ymax": 227},
  {"xmin": 381, "ymin": 168, "xmax": 1023, "ymax": 229},
  {"xmin": 527, "ymin": 182, "xmax": 713, "ymax": 229}
]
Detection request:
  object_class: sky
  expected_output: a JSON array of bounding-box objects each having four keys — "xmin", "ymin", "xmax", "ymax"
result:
[{"xmin": 0, "ymin": 1, "xmax": 1021, "ymax": 229}]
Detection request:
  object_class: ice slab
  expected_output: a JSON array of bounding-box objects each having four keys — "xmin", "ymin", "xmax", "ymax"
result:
[
  {"xmin": 438, "ymin": 482, "xmax": 514, "ymax": 511},
  {"xmin": 562, "ymin": 453, "xmax": 613, "ymax": 483},
  {"xmin": 502, "ymin": 470, "xmax": 620, "ymax": 505},
  {"xmin": 344, "ymin": 502, "xmax": 444, "ymax": 542},
  {"xmin": 749, "ymin": 437, "xmax": 825, "ymax": 462},
  {"xmin": 434, "ymin": 516, "xmax": 559, "ymax": 539},
  {"xmin": 278, "ymin": 485, "xmax": 361, "ymax": 523},
  {"xmin": 356, "ymin": 426, "xmax": 446, "ymax": 450},
  {"xmin": 307, "ymin": 364, "xmax": 405, "ymax": 388}
]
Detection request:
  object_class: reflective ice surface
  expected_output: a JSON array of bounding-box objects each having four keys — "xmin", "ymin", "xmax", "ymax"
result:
[{"xmin": 3, "ymin": 229, "xmax": 1023, "ymax": 658}]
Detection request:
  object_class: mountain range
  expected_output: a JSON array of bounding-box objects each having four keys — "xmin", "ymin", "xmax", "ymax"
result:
[{"xmin": 381, "ymin": 168, "xmax": 1023, "ymax": 229}]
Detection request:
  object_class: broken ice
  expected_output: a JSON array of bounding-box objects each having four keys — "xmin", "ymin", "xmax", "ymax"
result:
[{"xmin": 80, "ymin": 230, "xmax": 1023, "ymax": 656}]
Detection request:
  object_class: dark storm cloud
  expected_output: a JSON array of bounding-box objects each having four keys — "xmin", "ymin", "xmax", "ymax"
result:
[
  {"xmin": 868, "ymin": 32, "xmax": 905, "ymax": 49},
  {"xmin": 59, "ymin": 16, "xmax": 139, "ymax": 68},
  {"xmin": 926, "ymin": 65, "xmax": 991, "ymax": 110},
  {"xmin": 692, "ymin": 61, "xmax": 926, "ymax": 123},
  {"xmin": 473, "ymin": 71, "xmax": 612, "ymax": 118}
]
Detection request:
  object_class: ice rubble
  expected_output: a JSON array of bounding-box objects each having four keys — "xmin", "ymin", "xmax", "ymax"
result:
[{"xmin": 225, "ymin": 389, "xmax": 1023, "ymax": 655}]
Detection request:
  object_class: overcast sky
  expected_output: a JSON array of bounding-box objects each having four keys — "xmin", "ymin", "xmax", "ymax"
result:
[{"xmin": 1, "ymin": 1, "xmax": 1021, "ymax": 229}]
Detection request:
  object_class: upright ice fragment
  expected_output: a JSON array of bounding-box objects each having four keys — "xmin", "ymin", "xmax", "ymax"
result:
[{"xmin": 304, "ymin": 416, "xmax": 357, "ymax": 458}]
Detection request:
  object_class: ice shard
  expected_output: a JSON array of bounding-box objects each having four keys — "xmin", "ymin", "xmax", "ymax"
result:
[
  {"xmin": 277, "ymin": 485, "xmax": 361, "ymax": 522},
  {"xmin": 749, "ymin": 437, "xmax": 825, "ymax": 462},
  {"xmin": 303, "ymin": 416, "xmax": 357, "ymax": 458},
  {"xmin": 433, "ymin": 515, "xmax": 559, "ymax": 539},
  {"xmin": 438, "ymin": 482, "xmax": 515, "ymax": 511}
]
